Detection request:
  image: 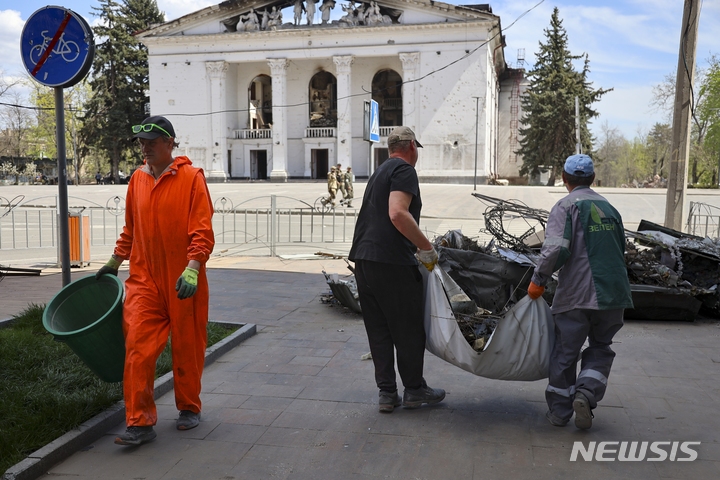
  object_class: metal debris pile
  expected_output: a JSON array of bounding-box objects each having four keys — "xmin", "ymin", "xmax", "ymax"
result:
[
  {"xmin": 472, "ymin": 193, "xmax": 548, "ymax": 253},
  {"xmin": 453, "ymin": 303, "xmax": 500, "ymax": 352},
  {"xmin": 321, "ymin": 270, "xmax": 362, "ymax": 314},
  {"xmin": 434, "ymin": 230, "xmax": 488, "ymax": 253},
  {"xmin": 625, "ymin": 223, "xmax": 720, "ymax": 316}
]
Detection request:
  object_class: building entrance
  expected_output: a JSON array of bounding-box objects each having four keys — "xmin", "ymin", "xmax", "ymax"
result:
[{"xmin": 250, "ymin": 150, "xmax": 267, "ymax": 180}]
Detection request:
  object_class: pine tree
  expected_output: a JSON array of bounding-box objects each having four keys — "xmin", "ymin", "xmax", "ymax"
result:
[
  {"xmin": 517, "ymin": 7, "xmax": 610, "ymax": 185},
  {"xmin": 80, "ymin": 0, "xmax": 163, "ymax": 183}
]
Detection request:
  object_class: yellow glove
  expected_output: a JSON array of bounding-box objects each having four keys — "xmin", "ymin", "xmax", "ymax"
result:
[
  {"xmin": 417, "ymin": 247, "xmax": 438, "ymax": 272},
  {"xmin": 96, "ymin": 257, "xmax": 121, "ymax": 280},
  {"xmin": 528, "ymin": 281, "xmax": 545, "ymax": 300},
  {"xmin": 175, "ymin": 267, "xmax": 199, "ymax": 299}
]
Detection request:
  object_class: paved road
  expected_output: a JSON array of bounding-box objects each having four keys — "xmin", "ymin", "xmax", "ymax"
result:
[
  {"xmin": 3, "ymin": 263, "xmax": 718, "ymax": 480},
  {"xmin": 2, "ymin": 181, "xmax": 720, "ymax": 479},
  {"xmin": 3, "ymin": 182, "xmax": 719, "ymax": 268}
]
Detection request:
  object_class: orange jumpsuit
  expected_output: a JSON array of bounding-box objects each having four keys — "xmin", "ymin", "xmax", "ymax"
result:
[{"xmin": 113, "ymin": 156, "xmax": 214, "ymax": 427}]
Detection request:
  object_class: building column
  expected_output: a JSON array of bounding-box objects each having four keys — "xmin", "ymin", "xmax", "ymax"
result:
[
  {"xmin": 333, "ymin": 55, "xmax": 353, "ymax": 167},
  {"xmin": 399, "ymin": 52, "xmax": 420, "ymax": 133},
  {"xmin": 205, "ymin": 60, "xmax": 228, "ymax": 181},
  {"xmin": 268, "ymin": 58, "xmax": 288, "ymax": 182}
]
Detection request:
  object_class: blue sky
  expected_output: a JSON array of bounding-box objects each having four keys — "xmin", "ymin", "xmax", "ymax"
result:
[{"xmin": 2, "ymin": 0, "xmax": 720, "ymax": 140}]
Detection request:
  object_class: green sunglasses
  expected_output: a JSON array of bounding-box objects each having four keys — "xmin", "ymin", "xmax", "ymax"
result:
[{"xmin": 132, "ymin": 123, "xmax": 172, "ymax": 137}]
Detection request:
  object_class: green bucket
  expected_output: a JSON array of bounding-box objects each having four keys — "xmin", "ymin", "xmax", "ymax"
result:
[{"xmin": 42, "ymin": 274, "xmax": 126, "ymax": 383}]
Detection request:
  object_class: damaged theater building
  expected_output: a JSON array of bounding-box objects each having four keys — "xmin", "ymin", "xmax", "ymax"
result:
[{"xmin": 136, "ymin": 0, "xmax": 527, "ymax": 183}]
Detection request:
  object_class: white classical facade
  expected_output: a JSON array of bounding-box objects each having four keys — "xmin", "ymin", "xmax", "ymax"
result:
[{"xmin": 137, "ymin": 0, "xmax": 521, "ymax": 183}]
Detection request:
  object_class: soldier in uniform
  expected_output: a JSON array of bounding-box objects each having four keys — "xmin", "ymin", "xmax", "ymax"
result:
[
  {"xmin": 344, "ymin": 166, "xmax": 354, "ymax": 207},
  {"xmin": 336, "ymin": 163, "xmax": 346, "ymax": 200},
  {"xmin": 326, "ymin": 166, "xmax": 338, "ymax": 207}
]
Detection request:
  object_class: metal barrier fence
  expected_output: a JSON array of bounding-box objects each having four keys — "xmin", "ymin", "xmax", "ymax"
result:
[
  {"xmin": 686, "ymin": 201, "xmax": 720, "ymax": 239},
  {"xmin": 0, "ymin": 194, "xmax": 358, "ymax": 256}
]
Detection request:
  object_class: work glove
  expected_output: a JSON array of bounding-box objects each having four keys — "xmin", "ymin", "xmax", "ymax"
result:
[
  {"xmin": 96, "ymin": 257, "xmax": 121, "ymax": 280},
  {"xmin": 175, "ymin": 267, "xmax": 199, "ymax": 300},
  {"xmin": 416, "ymin": 247, "xmax": 439, "ymax": 272},
  {"xmin": 528, "ymin": 281, "xmax": 545, "ymax": 300}
]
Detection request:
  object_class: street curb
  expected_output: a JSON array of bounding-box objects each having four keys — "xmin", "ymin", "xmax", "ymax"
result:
[{"xmin": 2, "ymin": 322, "xmax": 256, "ymax": 480}]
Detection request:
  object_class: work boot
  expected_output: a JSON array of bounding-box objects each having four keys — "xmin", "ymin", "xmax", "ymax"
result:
[
  {"xmin": 176, "ymin": 410, "xmax": 201, "ymax": 430},
  {"xmin": 545, "ymin": 410, "xmax": 568, "ymax": 427},
  {"xmin": 402, "ymin": 384, "xmax": 446, "ymax": 409},
  {"xmin": 114, "ymin": 426, "xmax": 156, "ymax": 446},
  {"xmin": 573, "ymin": 392, "xmax": 593, "ymax": 430},
  {"xmin": 378, "ymin": 390, "xmax": 402, "ymax": 413}
]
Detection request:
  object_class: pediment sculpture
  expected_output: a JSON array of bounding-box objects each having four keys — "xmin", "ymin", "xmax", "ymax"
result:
[{"xmin": 222, "ymin": 0, "xmax": 398, "ymax": 33}]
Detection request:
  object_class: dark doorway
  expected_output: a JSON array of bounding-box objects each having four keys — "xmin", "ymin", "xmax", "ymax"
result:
[
  {"xmin": 250, "ymin": 150, "xmax": 268, "ymax": 180},
  {"xmin": 312, "ymin": 149, "xmax": 329, "ymax": 179},
  {"xmin": 374, "ymin": 148, "xmax": 389, "ymax": 170}
]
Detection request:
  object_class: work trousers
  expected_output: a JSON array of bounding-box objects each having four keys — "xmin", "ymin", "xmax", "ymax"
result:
[
  {"xmin": 546, "ymin": 308, "xmax": 624, "ymax": 421},
  {"xmin": 354, "ymin": 260, "xmax": 426, "ymax": 392},
  {"xmin": 123, "ymin": 278, "xmax": 209, "ymax": 427}
]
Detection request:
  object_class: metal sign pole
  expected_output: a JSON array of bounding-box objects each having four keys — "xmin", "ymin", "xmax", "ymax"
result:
[
  {"xmin": 55, "ymin": 87, "xmax": 71, "ymax": 286},
  {"xmin": 21, "ymin": 6, "xmax": 95, "ymax": 287}
]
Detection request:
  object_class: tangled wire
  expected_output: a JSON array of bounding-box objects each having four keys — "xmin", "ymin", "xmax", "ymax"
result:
[{"xmin": 472, "ymin": 193, "xmax": 549, "ymax": 253}]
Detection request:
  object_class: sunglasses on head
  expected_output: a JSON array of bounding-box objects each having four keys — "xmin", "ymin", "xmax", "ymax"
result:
[{"xmin": 132, "ymin": 123, "xmax": 172, "ymax": 137}]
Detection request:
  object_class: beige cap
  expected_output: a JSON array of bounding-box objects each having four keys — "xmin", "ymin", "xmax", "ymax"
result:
[{"xmin": 387, "ymin": 126, "xmax": 423, "ymax": 148}]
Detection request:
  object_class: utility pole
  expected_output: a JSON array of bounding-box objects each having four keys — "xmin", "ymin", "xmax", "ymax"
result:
[
  {"xmin": 473, "ymin": 96, "xmax": 480, "ymax": 190},
  {"xmin": 665, "ymin": 0, "xmax": 700, "ymax": 232},
  {"xmin": 575, "ymin": 96, "xmax": 581, "ymax": 155}
]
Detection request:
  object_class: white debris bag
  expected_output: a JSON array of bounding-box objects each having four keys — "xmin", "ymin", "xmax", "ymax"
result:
[{"xmin": 424, "ymin": 267, "xmax": 554, "ymax": 381}]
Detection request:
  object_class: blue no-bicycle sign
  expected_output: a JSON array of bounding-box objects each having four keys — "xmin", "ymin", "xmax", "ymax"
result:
[{"xmin": 20, "ymin": 6, "xmax": 94, "ymax": 88}]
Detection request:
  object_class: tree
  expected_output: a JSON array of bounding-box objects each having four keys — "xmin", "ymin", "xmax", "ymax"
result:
[
  {"xmin": 80, "ymin": 0, "xmax": 163, "ymax": 183},
  {"xmin": 646, "ymin": 123, "xmax": 672, "ymax": 179},
  {"xmin": 651, "ymin": 55, "xmax": 720, "ymax": 185},
  {"xmin": 517, "ymin": 7, "xmax": 610, "ymax": 185},
  {"xmin": 0, "ymin": 91, "xmax": 33, "ymax": 161}
]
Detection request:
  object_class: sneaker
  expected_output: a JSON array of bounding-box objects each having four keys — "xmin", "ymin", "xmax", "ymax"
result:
[
  {"xmin": 573, "ymin": 392, "xmax": 594, "ymax": 430},
  {"xmin": 114, "ymin": 426, "xmax": 156, "ymax": 446},
  {"xmin": 176, "ymin": 410, "xmax": 201, "ymax": 430},
  {"xmin": 545, "ymin": 410, "xmax": 568, "ymax": 427},
  {"xmin": 378, "ymin": 390, "xmax": 402, "ymax": 413},
  {"xmin": 402, "ymin": 385, "xmax": 446, "ymax": 409}
]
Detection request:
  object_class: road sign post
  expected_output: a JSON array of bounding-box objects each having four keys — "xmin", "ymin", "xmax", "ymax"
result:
[
  {"xmin": 21, "ymin": 6, "xmax": 94, "ymax": 286},
  {"xmin": 363, "ymin": 100, "xmax": 380, "ymax": 177}
]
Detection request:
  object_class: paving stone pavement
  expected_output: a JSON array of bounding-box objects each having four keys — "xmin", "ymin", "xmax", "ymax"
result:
[{"xmin": 2, "ymin": 255, "xmax": 719, "ymax": 480}]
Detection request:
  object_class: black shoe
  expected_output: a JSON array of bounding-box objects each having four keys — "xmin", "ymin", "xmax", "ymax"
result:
[
  {"xmin": 115, "ymin": 426, "xmax": 156, "ymax": 446},
  {"xmin": 402, "ymin": 385, "xmax": 446, "ymax": 409},
  {"xmin": 573, "ymin": 392, "xmax": 593, "ymax": 430},
  {"xmin": 378, "ymin": 390, "xmax": 402, "ymax": 413},
  {"xmin": 176, "ymin": 410, "xmax": 200, "ymax": 430}
]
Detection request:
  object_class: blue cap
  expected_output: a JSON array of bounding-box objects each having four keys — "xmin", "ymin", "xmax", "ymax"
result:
[{"xmin": 564, "ymin": 154, "xmax": 594, "ymax": 177}]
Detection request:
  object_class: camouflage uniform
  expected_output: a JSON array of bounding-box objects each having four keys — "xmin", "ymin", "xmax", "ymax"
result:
[
  {"xmin": 344, "ymin": 167, "xmax": 354, "ymax": 207},
  {"xmin": 326, "ymin": 167, "xmax": 338, "ymax": 206},
  {"xmin": 336, "ymin": 164, "xmax": 346, "ymax": 198}
]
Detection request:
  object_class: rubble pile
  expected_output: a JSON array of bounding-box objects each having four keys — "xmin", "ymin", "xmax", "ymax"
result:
[
  {"xmin": 624, "ymin": 223, "xmax": 720, "ymax": 317},
  {"xmin": 455, "ymin": 309, "xmax": 499, "ymax": 352}
]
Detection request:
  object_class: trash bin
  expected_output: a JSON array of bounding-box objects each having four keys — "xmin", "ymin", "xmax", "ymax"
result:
[
  {"xmin": 69, "ymin": 212, "xmax": 90, "ymax": 267},
  {"xmin": 42, "ymin": 274, "xmax": 126, "ymax": 383},
  {"xmin": 58, "ymin": 212, "xmax": 91, "ymax": 267}
]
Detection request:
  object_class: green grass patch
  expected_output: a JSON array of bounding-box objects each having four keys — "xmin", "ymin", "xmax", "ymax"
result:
[{"xmin": 0, "ymin": 304, "xmax": 238, "ymax": 474}]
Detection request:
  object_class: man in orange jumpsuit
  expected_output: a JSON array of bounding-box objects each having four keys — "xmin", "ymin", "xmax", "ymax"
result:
[{"xmin": 96, "ymin": 116, "xmax": 215, "ymax": 446}]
